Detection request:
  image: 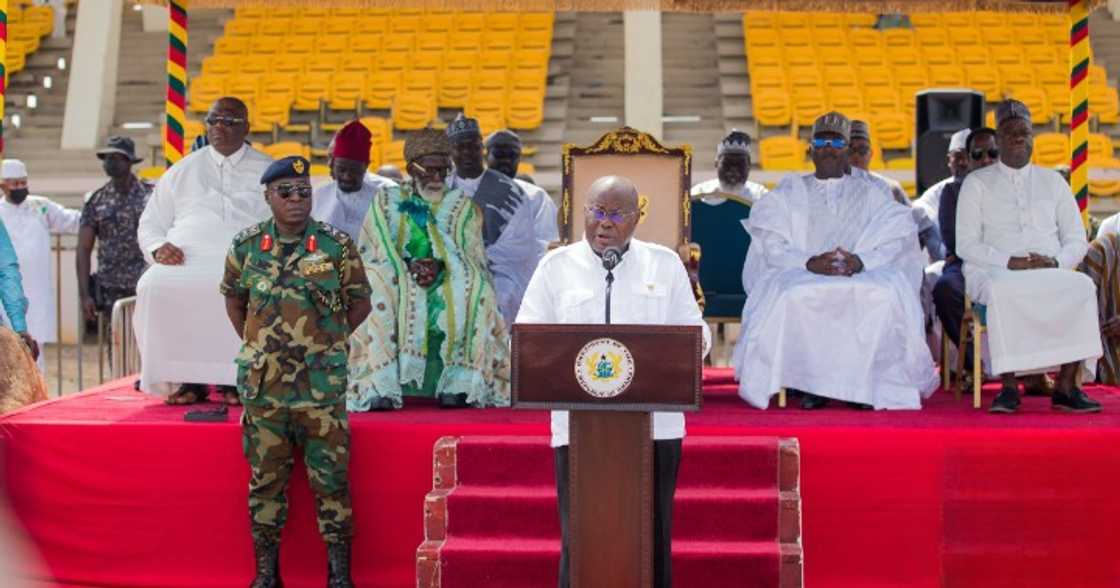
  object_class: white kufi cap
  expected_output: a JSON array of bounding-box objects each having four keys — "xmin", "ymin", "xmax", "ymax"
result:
[
  {"xmin": 1, "ymin": 159, "xmax": 27, "ymax": 180},
  {"xmin": 948, "ymin": 129, "xmax": 971, "ymax": 153}
]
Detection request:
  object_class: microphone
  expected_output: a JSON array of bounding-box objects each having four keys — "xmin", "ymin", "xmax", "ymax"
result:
[
  {"xmin": 602, "ymin": 247, "xmax": 623, "ymax": 271},
  {"xmin": 601, "ymin": 247, "xmax": 623, "ymax": 324}
]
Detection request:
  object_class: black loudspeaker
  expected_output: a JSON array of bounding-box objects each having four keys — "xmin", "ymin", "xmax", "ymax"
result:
[{"xmin": 915, "ymin": 90, "xmax": 985, "ymax": 194}]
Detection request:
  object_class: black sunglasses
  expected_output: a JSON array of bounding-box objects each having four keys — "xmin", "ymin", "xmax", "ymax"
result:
[
  {"xmin": 970, "ymin": 148, "xmax": 999, "ymax": 161},
  {"xmin": 270, "ymin": 184, "xmax": 313, "ymax": 199},
  {"xmin": 206, "ymin": 115, "xmax": 246, "ymax": 128}
]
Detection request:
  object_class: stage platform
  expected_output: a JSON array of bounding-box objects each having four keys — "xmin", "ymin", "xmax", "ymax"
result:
[{"xmin": 4, "ymin": 369, "xmax": 1120, "ymax": 587}]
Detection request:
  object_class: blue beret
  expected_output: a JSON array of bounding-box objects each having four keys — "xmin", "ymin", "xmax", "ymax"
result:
[{"xmin": 260, "ymin": 156, "xmax": 310, "ymax": 185}]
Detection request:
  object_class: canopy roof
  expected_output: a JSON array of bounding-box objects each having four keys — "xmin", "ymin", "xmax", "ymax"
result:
[{"xmin": 140, "ymin": 0, "xmax": 1095, "ymax": 13}]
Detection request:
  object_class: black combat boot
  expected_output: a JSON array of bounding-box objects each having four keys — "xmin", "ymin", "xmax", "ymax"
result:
[
  {"xmin": 326, "ymin": 541, "xmax": 355, "ymax": 588},
  {"xmin": 250, "ymin": 535, "xmax": 282, "ymax": 588}
]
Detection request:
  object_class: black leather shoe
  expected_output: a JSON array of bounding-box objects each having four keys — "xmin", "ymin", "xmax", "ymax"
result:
[
  {"xmin": 250, "ymin": 535, "xmax": 282, "ymax": 588},
  {"xmin": 439, "ymin": 393, "xmax": 470, "ymax": 409},
  {"xmin": 799, "ymin": 393, "xmax": 829, "ymax": 410},
  {"xmin": 326, "ymin": 541, "xmax": 355, "ymax": 588},
  {"xmin": 1052, "ymin": 388, "xmax": 1102, "ymax": 413},
  {"xmin": 989, "ymin": 385, "xmax": 1021, "ymax": 414},
  {"xmin": 1023, "ymin": 375, "xmax": 1053, "ymax": 397},
  {"xmin": 367, "ymin": 397, "xmax": 395, "ymax": 411}
]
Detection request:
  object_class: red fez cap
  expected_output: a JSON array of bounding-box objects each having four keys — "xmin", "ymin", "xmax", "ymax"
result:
[{"xmin": 332, "ymin": 120, "xmax": 372, "ymax": 163}]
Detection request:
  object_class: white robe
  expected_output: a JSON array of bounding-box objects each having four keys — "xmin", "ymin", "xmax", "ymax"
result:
[
  {"xmin": 956, "ymin": 161, "xmax": 1101, "ymax": 375},
  {"xmin": 133, "ymin": 144, "xmax": 272, "ymax": 395},
  {"xmin": 734, "ymin": 173, "xmax": 938, "ymax": 410},
  {"xmin": 1098, "ymin": 211, "xmax": 1120, "ymax": 238},
  {"xmin": 310, "ymin": 173, "xmax": 396, "ymax": 241},
  {"xmin": 515, "ymin": 238, "xmax": 711, "ymax": 447},
  {"xmin": 690, "ymin": 178, "xmax": 770, "ymax": 206},
  {"xmin": 0, "ymin": 196, "xmax": 80, "ymax": 345},
  {"xmin": 514, "ymin": 178, "xmax": 560, "ymax": 257}
]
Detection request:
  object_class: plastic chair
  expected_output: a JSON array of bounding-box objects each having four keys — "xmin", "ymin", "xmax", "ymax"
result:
[
  {"xmin": 364, "ymin": 72, "xmax": 402, "ymax": 110},
  {"xmin": 868, "ymin": 112, "xmax": 911, "ymax": 150},
  {"xmin": 214, "ymin": 37, "xmax": 250, "ymax": 56},
  {"xmin": 237, "ymin": 56, "xmax": 270, "ymax": 76},
  {"xmin": 293, "ymin": 73, "xmax": 331, "ymax": 112},
  {"xmin": 189, "ymin": 76, "xmax": 226, "ymax": 113},
  {"xmin": 329, "ymin": 73, "xmax": 366, "ymax": 111},
  {"xmin": 759, "ymin": 136, "xmax": 808, "ymax": 171},
  {"xmin": 392, "ymin": 90, "xmax": 439, "ymax": 131},
  {"xmin": 283, "ymin": 36, "xmax": 315, "ymax": 56},
  {"xmin": 227, "ymin": 75, "xmax": 261, "ymax": 106},
  {"xmin": 963, "ymin": 66, "xmax": 1001, "ymax": 101},
  {"xmin": 1009, "ymin": 87, "xmax": 1052, "ymax": 126},
  {"xmin": 792, "ymin": 89, "xmax": 828, "ymax": 128},
  {"xmin": 1090, "ymin": 86, "xmax": 1120, "ymax": 125},
  {"xmin": 1032, "ymin": 133, "xmax": 1069, "ymax": 167},
  {"xmin": 249, "ymin": 37, "xmax": 284, "ymax": 56},
  {"xmin": 251, "ymin": 97, "xmax": 292, "ymax": 137},
  {"xmin": 259, "ymin": 74, "xmax": 298, "ymax": 105},
  {"xmin": 270, "ymin": 55, "xmax": 305, "ymax": 75},
  {"xmin": 289, "ymin": 18, "xmax": 322, "ymax": 37},
  {"xmin": 507, "ymin": 91, "xmax": 545, "ymax": 130},
  {"xmin": 305, "ymin": 55, "xmax": 339, "ymax": 75},
  {"xmin": 224, "ymin": 19, "xmax": 257, "ymax": 38},
  {"xmin": 316, "ymin": 35, "xmax": 349, "ymax": 56},
  {"xmin": 257, "ymin": 18, "xmax": 291, "ymax": 37},
  {"xmin": 752, "ymin": 90, "xmax": 793, "ymax": 128},
  {"xmin": 202, "ymin": 55, "xmax": 238, "ymax": 76}
]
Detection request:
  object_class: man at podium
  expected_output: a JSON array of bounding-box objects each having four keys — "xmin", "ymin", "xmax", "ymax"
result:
[{"xmin": 516, "ymin": 175, "xmax": 711, "ymax": 588}]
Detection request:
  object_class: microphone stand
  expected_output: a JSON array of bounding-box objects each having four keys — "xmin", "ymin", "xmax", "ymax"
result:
[{"xmin": 605, "ymin": 270, "xmax": 614, "ymax": 325}]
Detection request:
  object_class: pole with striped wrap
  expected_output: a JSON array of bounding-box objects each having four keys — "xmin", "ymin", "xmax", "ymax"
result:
[
  {"xmin": 0, "ymin": 0, "xmax": 8, "ymax": 157},
  {"xmin": 1070, "ymin": 0, "xmax": 1090, "ymax": 221},
  {"xmin": 165, "ymin": 0, "xmax": 187, "ymax": 167}
]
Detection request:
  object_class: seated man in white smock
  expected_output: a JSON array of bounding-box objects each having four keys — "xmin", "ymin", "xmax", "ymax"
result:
[
  {"xmin": 957, "ymin": 99, "xmax": 1102, "ymax": 414},
  {"xmin": 733, "ymin": 112, "xmax": 938, "ymax": 410},
  {"xmin": 134, "ymin": 97, "xmax": 273, "ymax": 403}
]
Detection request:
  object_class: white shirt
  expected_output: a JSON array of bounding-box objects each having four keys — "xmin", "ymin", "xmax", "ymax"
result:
[
  {"xmin": 449, "ymin": 173, "xmax": 482, "ymax": 198},
  {"xmin": 914, "ymin": 176, "xmax": 954, "ymax": 226},
  {"xmin": 956, "ymin": 161, "xmax": 1088, "ymax": 272},
  {"xmin": 137, "ymin": 144, "xmax": 273, "ymax": 265},
  {"xmin": 0, "ymin": 195, "xmax": 80, "ymax": 342},
  {"xmin": 516, "ymin": 238, "xmax": 711, "ymax": 447},
  {"xmin": 1098, "ymin": 212, "xmax": 1120, "ymax": 238},
  {"xmin": 514, "ymin": 178, "xmax": 560, "ymax": 254},
  {"xmin": 690, "ymin": 178, "xmax": 769, "ymax": 206},
  {"xmin": 311, "ymin": 174, "xmax": 397, "ymax": 241}
]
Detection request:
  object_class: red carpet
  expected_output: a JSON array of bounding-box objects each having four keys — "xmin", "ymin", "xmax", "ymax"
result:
[
  {"xmin": 417, "ymin": 435, "xmax": 800, "ymax": 587},
  {"xmin": 3, "ymin": 369, "xmax": 1120, "ymax": 587}
]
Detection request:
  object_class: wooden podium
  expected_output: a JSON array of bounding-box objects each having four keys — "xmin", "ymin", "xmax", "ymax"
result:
[{"xmin": 511, "ymin": 324, "xmax": 703, "ymax": 588}]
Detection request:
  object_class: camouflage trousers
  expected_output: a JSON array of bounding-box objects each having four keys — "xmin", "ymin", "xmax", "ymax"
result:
[{"xmin": 241, "ymin": 402, "xmax": 352, "ymax": 543}]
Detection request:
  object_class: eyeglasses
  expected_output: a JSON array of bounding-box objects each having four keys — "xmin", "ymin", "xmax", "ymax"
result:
[
  {"xmin": 848, "ymin": 145, "xmax": 871, "ymax": 156},
  {"xmin": 585, "ymin": 206, "xmax": 638, "ymax": 224},
  {"xmin": 970, "ymin": 148, "xmax": 999, "ymax": 161},
  {"xmin": 811, "ymin": 137, "xmax": 848, "ymax": 150},
  {"xmin": 270, "ymin": 184, "xmax": 313, "ymax": 199},
  {"xmin": 205, "ymin": 116, "xmax": 246, "ymax": 128}
]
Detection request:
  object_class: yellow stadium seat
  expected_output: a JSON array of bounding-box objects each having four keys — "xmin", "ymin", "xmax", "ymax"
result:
[
  {"xmin": 214, "ymin": 37, "xmax": 250, "ymax": 56},
  {"xmin": 257, "ymin": 18, "xmax": 291, "ymax": 37},
  {"xmin": 848, "ymin": 29, "xmax": 882, "ymax": 50},
  {"xmin": 391, "ymin": 15, "xmax": 422, "ymax": 35},
  {"xmin": 349, "ymin": 35, "xmax": 382, "ymax": 55},
  {"xmin": 989, "ymin": 46, "xmax": 1024, "ymax": 66},
  {"xmin": 301, "ymin": 7, "xmax": 330, "ymax": 19},
  {"xmin": 364, "ymin": 72, "xmax": 402, "ymax": 110},
  {"xmin": 329, "ymin": 73, "xmax": 366, "ymax": 111},
  {"xmin": 283, "ymin": 36, "xmax": 315, "ymax": 56},
  {"xmin": 472, "ymin": 69, "xmax": 509, "ymax": 94},
  {"xmin": 403, "ymin": 70, "xmax": 438, "ymax": 95},
  {"xmin": 189, "ymin": 76, "xmax": 226, "ymax": 113},
  {"xmin": 249, "ymin": 37, "xmax": 284, "ymax": 55},
  {"xmin": 376, "ymin": 53, "xmax": 411, "ymax": 73},
  {"xmin": 928, "ymin": 65, "xmax": 961, "ymax": 87},
  {"xmin": 818, "ymin": 49, "xmax": 850, "ymax": 68},
  {"xmin": 792, "ymin": 89, "xmax": 828, "ymax": 127},
  {"xmin": 340, "ymin": 54, "xmax": 375, "ymax": 74},
  {"xmin": 237, "ymin": 55, "xmax": 270, "ymax": 76},
  {"xmin": 941, "ymin": 13, "xmax": 973, "ymax": 29},
  {"xmin": 858, "ymin": 66, "xmax": 894, "ymax": 91},
  {"xmin": 748, "ymin": 47, "xmax": 783, "ymax": 69},
  {"xmin": 752, "ymin": 91, "xmax": 792, "ymax": 128},
  {"xmin": 260, "ymin": 142, "xmax": 310, "ymax": 160},
  {"xmin": 1045, "ymin": 85, "xmax": 1071, "ymax": 123},
  {"xmin": 519, "ymin": 29, "xmax": 553, "ymax": 51},
  {"xmin": 783, "ymin": 47, "xmax": 817, "ymax": 68},
  {"xmin": 468, "ymin": 97, "xmax": 508, "ymax": 137},
  {"xmin": 1032, "ymin": 133, "xmax": 1069, "ymax": 167},
  {"xmin": 488, "ymin": 12, "xmax": 520, "ymax": 32},
  {"xmin": 1090, "ymin": 86, "xmax": 1120, "ymax": 125},
  {"xmin": 449, "ymin": 32, "xmax": 483, "ymax": 53},
  {"xmin": 415, "ymin": 32, "xmax": 446, "ymax": 53},
  {"xmin": 294, "ymin": 73, "xmax": 331, "ymax": 111},
  {"xmin": 909, "ymin": 13, "xmax": 942, "ymax": 28},
  {"xmin": 883, "ymin": 29, "xmax": 916, "ymax": 49},
  {"xmin": 895, "ymin": 65, "xmax": 929, "ymax": 100},
  {"xmin": 746, "ymin": 28, "xmax": 780, "ymax": 49},
  {"xmin": 923, "ymin": 51, "xmax": 957, "ymax": 68},
  {"xmin": 957, "ymin": 49, "xmax": 990, "ymax": 67},
  {"xmin": 227, "ymin": 75, "xmax": 260, "ymax": 105},
  {"xmin": 251, "ymin": 97, "xmax": 292, "ymax": 135},
  {"xmin": 974, "ymin": 12, "xmax": 1004, "ymax": 30},
  {"xmin": 202, "ymin": 55, "xmax": 238, "ymax": 76},
  {"xmin": 750, "ymin": 67, "xmax": 787, "ymax": 94},
  {"xmin": 480, "ymin": 51, "xmax": 513, "ymax": 72},
  {"xmin": 744, "ymin": 11, "xmax": 778, "ymax": 31},
  {"xmin": 382, "ymin": 140, "xmax": 406, "ymax": 170},
  {"xmin": 1024, "ymin": 46, "xmax": 1057, "ymax": 66},
  {"xmin": 260, "ymin": 74, "xmax": 298, "ymax": 104},
  {"xmin": 438, "ymin": 71, "xmax": 473, "ymax": 108},
  {"xmin": 322, "ymin": 18, "xmax": 353, "ymax": 37},
  {"xmin": 511, "ymin": 69, "xmax": 546, "ymax": 93},
  {"xmin": 916, "ymin": 28, "xmax": 948, "ymax": 50},
  {"xmin": 811, "ymin": 13, "xmax": 844, "ymax": 29},
  {"xmin": 821, "ymin": 66, "xmax": 858, "ymax": 91},
  {"xmin": 317, "ymin": 35, "xmax": 349, "ymax": 56},
  {"xmin": 999, "ymin": 65, "xmax": 1036, "ymax": 95},
  {"xmin": 777, "ymin": 12, "xmax": 808, "ymax": 29},
  {"xmin": 393, "ymin": 90, "xmax": 438, "ymax": 130},
  {"xmin": 25, "ymin": 6, "xmax": 52, "ymax": 36},
  {"xmin": 759, "ymin": 136, "xmax": 809, "ymax": 171},
  {"xmin": 813, "ymin": 28, "xmax": 848, "ymax": 51},
  {"xmin": 382, "ymin": 35, "xmax": 414, "ymax": 55},
  {"xmin": 455, "ymin": 12, "xmax": 486, "ymax": 33},
  {"xmin": 289, "ymin": 18, "xmax": 322, "ymax": 37},
  {"xmin": 1089, "ymin": 65, "xmax": 1109, "ymax": 87},
  {"xmin": 224, "ymin": 19, "xmax": 257, "ymax": 38},
  {"xmin": 853, "ymin": 46, "xmax": 886, "ymax": 67},
  {"xmin": 986, "ymin": 27, "xmax": 1014, "ymax": 47},
  {"xmin": 520, "ymin": 12, "xmax": 554, "ymax": 32},
  {"xmin": 964, "ymin": 66, "xmax": 1001, "ymax": 101},
  {"xmin": 863, "ymin": 88, "xmax": 900, "ymax": 115},
  {"xmin": 423, "ymin": 14, "xmax": 454, "ymax": 33},
  {"xmin": 234, "ymin": 6, "xmax": 267, "ymax": 19},
  {"xmin": 182, "ymin": 119, "xmax": 205, "ymax": 146},
  {"xmin": 1089, "ymin": 178, "xmax": 1120, "ymax": 197},
  {"xmin": 843, "ymin": 13, "xmax": 877, "ymax": 28},
  {"xmin": 444, "ymin": 51, "xmax": 478, "ymax": 73},
  {"xmin": 887, "ymin": 47, "xmax": 922, "ymax": 68},
  {"xmin": 1007, "ymin": 13, "xmax": 1038, "ymax": 29},
  {"xmin": 1045, "ymin": 24, "xmax": 1066, "ymax": 46},
  {"xmin": 869, "ymin": 112, "xmax": 911, "ymax": 150},
  {"xmin": 507, "ymin": 91, "xmax": 544, "ymax": 130},
  {"xmin": 1088, "ymin": 134, "xmax": 1120, "ymax": 167},
  {"xmin": 270, "ymin": 55, "xmax": 304, "ymax": 75},
  {"xmin": 949, "ymin": 28, "xmax": 982, "ymax": 47},
  {"xmin": 356, "ymin": 17, "xmax": 387, "ymax": 36},
  {"xmin": 305, "ymin": 55, "xmax": 339, "ymax": 74},
  {"xmin": 787, "ymin": 66, "xmax": 822, "ymax": 92},
  {"xmin": 828, "ymin": 90, "xmax": 864, "ymax": 114},
  {"xmin": 360, "ymin": 116, "xmax": 392, "ymax": 146},
  {"xmin": 781, "ymin": 28, "xmax": 814, "ymax": 49},
  {"xmin": 485, "ymin": 32, "xmax": 519, "ymax": 52},
  {"xmin": 332, "ymin": 7, "xmax": 364, "ymax": 17},
  {"xmin": 1019, "ymin": 27, "xmax": 1048, "ymax": 46}
]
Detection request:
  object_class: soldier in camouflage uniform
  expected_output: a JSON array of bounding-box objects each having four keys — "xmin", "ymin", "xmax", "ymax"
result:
[{"xmin": 220, "ymin": 156, "xmax": 372, "ymax": 588}]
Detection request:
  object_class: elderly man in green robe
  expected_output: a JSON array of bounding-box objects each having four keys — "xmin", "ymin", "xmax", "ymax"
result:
[{"xmin": 346, "ymin": 128, "xmax": 510, "ymax": 411}]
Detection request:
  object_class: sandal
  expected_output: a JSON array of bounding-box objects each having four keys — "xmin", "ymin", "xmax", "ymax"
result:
[
  {"xmin": 165, "ymin": 384, "xmax": 209, "ymax": 405},
  {"xmin": 219, "ymin": 386, "xmax": 242, "ymax": 406}
]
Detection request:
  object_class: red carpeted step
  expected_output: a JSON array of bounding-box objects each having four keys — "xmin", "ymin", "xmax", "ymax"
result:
[
  {"xmin": 453, "ymin": 436, "xmax": 553, "ymax": 487},
  {"xmin": 443, "ymin": 485, "xmax": 780, "ymax": 542},
  {"xmin": 436, "ymin": 537, "xmax": 781, "ymax": 588}
]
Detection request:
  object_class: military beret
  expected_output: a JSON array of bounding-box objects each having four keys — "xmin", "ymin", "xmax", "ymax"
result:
[{"xmin": 260, "ymin": 156, "xmax": 311, "ymax": 185}]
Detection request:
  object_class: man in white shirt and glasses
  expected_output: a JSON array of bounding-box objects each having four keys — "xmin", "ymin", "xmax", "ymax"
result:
[
  {"xmin": 516, "ymin": 175, "xmax": 711, "ymax": 588},
  {"xmin": 956, "ymin": 99, "xmax": 1102, "ymax": 414},
  {"xmin": 134, "ymin": 96, "xmax": 273, "ymax": 404}
]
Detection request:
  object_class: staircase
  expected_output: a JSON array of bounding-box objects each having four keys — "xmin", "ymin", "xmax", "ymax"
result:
[
  {"xmin": 662, "ymin": 12, "xmax": 727, "ymax": 178},
  {"xmin": 562, "ymin": 12, "xmax": 626, "ymax": 152},
  {"xmin": 1091, "ymin": 7, "xmax": 1120, "ymax": 139},
  {"xmin": 417, "ymin": 434, "xmax": 803, "ymax": 587}
]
